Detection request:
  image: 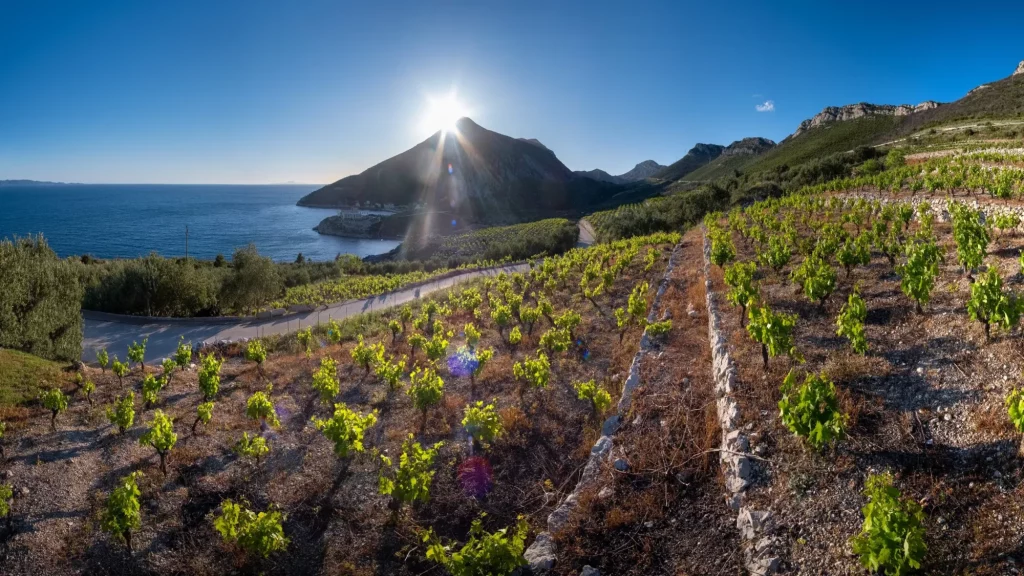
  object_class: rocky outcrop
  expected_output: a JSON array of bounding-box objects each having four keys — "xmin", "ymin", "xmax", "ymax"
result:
[
  {"xmin": 721, "ymin": 137, "xmax": 776, "ymax": 157},
  {"xmin": 1015, "ymin": 60, "xmax": 1024, "ymax": 76},
  {"xmin": 967, "ymin": 84, "xmax": 991, "ymax": 96},
  {"xmin": 791, "ymin": 101, "xmax": 942, "ymax": 138},
  {"xmin": 314, "ymin": 211, "xmax": 398, "ymax": 239}
]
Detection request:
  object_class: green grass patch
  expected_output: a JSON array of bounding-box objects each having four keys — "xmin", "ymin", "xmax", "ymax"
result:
[{"xmin": 0, "ymin": 348, "xmax": 70, "ymax": 407}]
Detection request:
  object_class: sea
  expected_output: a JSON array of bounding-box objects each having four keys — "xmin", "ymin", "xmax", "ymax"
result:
[{"xmin": 0, "ymin": 184, "xmax": 401, "ymax": 262}]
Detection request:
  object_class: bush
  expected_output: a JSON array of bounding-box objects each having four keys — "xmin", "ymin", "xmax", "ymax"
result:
[
  {"xmin": 850, "ymin": 473, "xmax": 927, "ymax": 575},
  {"xmin": 212, "ymin": 499, "xmax": 289, "ymax": 559},
  {"xmin": 461, "ymin": 401, "xmax": 503, "ymax": 448},
  {"xmin": 378, "ymin": 435, "xmax": 443, "ymax": 508},
  {"xmin": 102, "ymin": 471, "xmax": 144, "ymax": 553},
  {"xmin": 778, "ymin": 370, "xmax": 846, "ymax": 450},
  {"xmin": 220, "ymin": 245, "xmax": 282, "ymax": 315},
  {"xmin": 233, "ymin": 432, "xmax": 270, "ymax": 465},
  {"xmin": 312, "ymin": 404, "xmax": 378, "ymax": 458},
  {"xmin": 0, "ymin": 235, "xmax": 83, "ymax": 361},
  {"xmin": 107, "ymin": 392, "xmax": 136, "ymax": 434},
  {"xmin": 423, "ymin": 514, "xmax": 529, "ymax": 576},
  {"xmin": 139, "ymin": 410, "xmax": 177, "ymax": 475}
]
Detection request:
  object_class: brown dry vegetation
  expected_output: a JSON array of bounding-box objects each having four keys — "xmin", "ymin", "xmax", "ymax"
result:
[
  {"xmin": 555, "ymin": 230, "xmax": 745, "ymax": 575},
  {"xmin": 0, "ymin": 238, "xmax": 677, "ymax": 575},
  {"xmin": 712, "ymin": 194, "xmax": 1024, "ymax": 574}
]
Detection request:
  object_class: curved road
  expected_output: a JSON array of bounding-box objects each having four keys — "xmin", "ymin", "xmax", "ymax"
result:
[
  {"xmin": 83, "ymin": 263, "xmax": 529, "ymax": 363},
  {"xmin": 577, "ymin": 218, "xmax": 597, "ymax": 247}
]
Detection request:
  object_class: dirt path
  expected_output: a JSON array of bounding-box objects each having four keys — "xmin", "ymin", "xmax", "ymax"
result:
[
  {"xmin": 576, "ymin": 218, "xmax": 597, "ymax": 247},
  {"xmin": 82, "ymin": 263, "xmax": 528, "ymax": 363}
]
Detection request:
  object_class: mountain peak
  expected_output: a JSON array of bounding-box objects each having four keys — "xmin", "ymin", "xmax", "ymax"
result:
[
  {"xmin": 654, "ymin": 143, "xmax": 726, "ymax": 181},
  {"xmin": 722, "ymin": 137, "xmax": 776, "ymax": 156},
  {"xmin": 298, "ymin": 118, "xmax": 625, "ymax": 227}
]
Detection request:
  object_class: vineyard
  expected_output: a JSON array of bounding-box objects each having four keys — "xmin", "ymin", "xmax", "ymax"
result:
[
  {"xmin": 0, "ymin": 232, "xmax": 686, "ymax": 575},
  {"xmin": 704, "ymin": 191, "xmax": 1024, "ymax": 573},
  {"xmin": 269, "ymin": 266, "xmax": 464, "ymax": 309},
  {"xmin": 401, "ymin": 218, "xmax": 579, "ymax": 263}
]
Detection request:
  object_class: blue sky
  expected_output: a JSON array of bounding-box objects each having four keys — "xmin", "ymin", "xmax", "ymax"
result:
[{"xmin": 1, "ymin": 0, "xmax": 1023, "ymax": 184}]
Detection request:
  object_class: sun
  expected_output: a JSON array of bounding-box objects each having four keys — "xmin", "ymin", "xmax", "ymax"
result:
[{"xmin": 421, "ymin": 91, "xmax": 469, "ymax": 134}]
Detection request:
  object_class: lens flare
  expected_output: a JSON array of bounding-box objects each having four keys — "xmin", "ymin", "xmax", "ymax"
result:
[
  {"xmin": 458, "ymin": 456, "xmax": 494, "ymax": 499},
  {"xmin": 448, "ymin": 346, "xmax": 479, "ymax": 378}
]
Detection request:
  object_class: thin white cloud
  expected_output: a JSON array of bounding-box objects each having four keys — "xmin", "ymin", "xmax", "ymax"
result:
[{"xmin": 755, "ymin": 100, "xmax": 775, "ymax": 112}]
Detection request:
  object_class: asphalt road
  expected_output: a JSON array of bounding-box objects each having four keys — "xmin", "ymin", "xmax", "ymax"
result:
[{"xmin": 82, "ymin": 263, "xmax": 529, "ymax": 363}]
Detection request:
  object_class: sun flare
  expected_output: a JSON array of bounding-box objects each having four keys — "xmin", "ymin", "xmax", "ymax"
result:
[{"xmin": 421, "ymin": 91, "xmax": 469, "ymax": 134}]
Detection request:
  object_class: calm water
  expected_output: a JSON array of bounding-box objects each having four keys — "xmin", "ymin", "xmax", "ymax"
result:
[{"xmin": 0, "ymin": 184, "xmax": 401, "ymax": 262}]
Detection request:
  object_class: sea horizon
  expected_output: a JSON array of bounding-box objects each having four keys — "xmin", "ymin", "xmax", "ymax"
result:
[{"xmin": 0, "ymin": 183, "xmax": 401, "ymax": 262}]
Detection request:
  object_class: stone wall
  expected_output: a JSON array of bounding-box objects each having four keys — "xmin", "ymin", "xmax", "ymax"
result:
[
  {"xmin": 701, "ymin": 228, "xmax": 780, "ymax": 576},
  {"xmin": 523, "ymin": 240, "xmax": 683, "ymax": 572}
]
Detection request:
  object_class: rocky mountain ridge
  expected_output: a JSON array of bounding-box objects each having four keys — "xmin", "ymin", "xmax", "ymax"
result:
[
  {"xmin": 791, "ymin": 101, "xmax": 942, "ymax": 138},
  {"xmin": 721, "ymin": 137, "xmax": 776, "ymax": 157}
]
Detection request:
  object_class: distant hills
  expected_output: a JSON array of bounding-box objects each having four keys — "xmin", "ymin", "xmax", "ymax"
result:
[
  {"xmin": 0, "ymin": 179, "xmax": 74, "ymax": 186},
  {"xmin": 573, "ymin": 159, "xmax": 667, "ymax": 184}
]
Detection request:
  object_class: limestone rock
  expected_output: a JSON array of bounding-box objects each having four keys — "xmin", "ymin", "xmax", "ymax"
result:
[
  {"xmin": 580, "ymin": 566, "xmax": 600, "ymax": 576},
  {"xmin": 524, "ymin": 532, "xmax": 557, "ymax": 571},
  {"xmin": 1015, "ymin": 60, "xmax": 1024, "ymax": 76},
  {"xmin": 791, "ymin": 101, "xmax": 942, "ymax": 138}
]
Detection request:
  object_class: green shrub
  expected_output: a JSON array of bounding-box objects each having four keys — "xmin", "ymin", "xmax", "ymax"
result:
[
  {"xmin": 0, "ymin": 235, "xmax": 83, "ymax": 362},
  {"xmin": 573, "ymin": 380, "xmax": 612, "ymax": 414},
  {"xmin": 233, "ymin": 432, "xmax": 270, "ymax": 465},
  {"xmin": 836, "ymin": 290, "xmax": 868, "ymax": 354},
  {"xmin": 41, "ymin": 388, "xmax": 68, "ymax": 430},
  {"xmin": 246, "ymin": 391, "xmax": 279, "ymax": 427},
  {"xmin": 102, "ymin": 471, "xmax": 144, "ymax": 553},
  {"xmin": 193, "ymin": 401, "xmax": 214, "ymax": 434},
  {"xmin": 311, "ymin": 356, "xmax": 340, "ymax": 405},
  {"xmin": 778, "ymin": 370, "xmax": 847, "ymax": 450},
  {"xmin": 198, "ymin": 353, "xmax": 222, "ymax": 400},
  {"xmin": 966, "ymin": 266, "xmax": 1018, "ymax": 340},
  {"xmin": 461, "ymin": 401, "xmax": 503, "ymax": 448},
  {"xmin": 107, "ymin": 392, "xmax": 135, "ymax": 434},
  {"xmin": 139, "ymin": 410, "xmax": 177, "ymax": 475},
  {"xmin": 423, "ymin": 514, "xmax": 529, "ymax": 576},
  {"xmin": 212, "ymin": 499, "xmax": 289, "ymax": 558},
  {"xmin": 312, "ymin": 404, "xmax": 378, "ymax": 458},
  {"xmin": 746, "ymin": 304, "xmax": 801, "ymax": 367},
  {"xmin": 379, "ymin": 435, "xmax": 443, "ymax": 508},
  {"xmin": 850, "ymin": 473, "xmax": 927, "ymax": 575}
]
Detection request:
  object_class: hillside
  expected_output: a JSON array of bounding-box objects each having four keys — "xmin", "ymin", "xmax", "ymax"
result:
[
  {"xmin": 892, "ymin": 71, "xmax": 1024, "ymax": 135},
  {"xmin": 653, "ymin": 143, "xmax": 725, "ymax": 181},
  {"xmin": 677, "ymin": 59, "xmax": 1024, "ymax": 185},
  {"xmin": 297, "ymin": 118, "xmax": 625, "ymax": 226}
]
